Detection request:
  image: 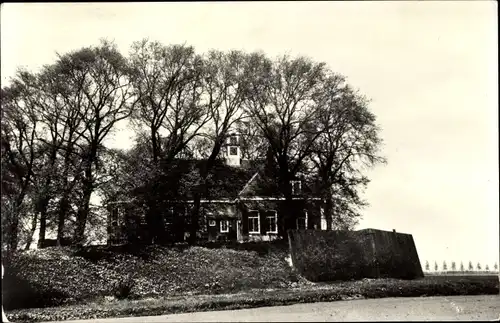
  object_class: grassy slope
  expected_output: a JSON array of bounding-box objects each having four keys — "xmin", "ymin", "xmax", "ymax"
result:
[
  {"xmin": 2, "ymin": 243, "xmax": 297, "ymax": 309},
  {"xmin": 3, "ymin": 244, "xmax": 499, "ymax": 322}
]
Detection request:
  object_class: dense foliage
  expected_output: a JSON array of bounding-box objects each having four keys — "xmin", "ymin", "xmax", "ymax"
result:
[{"xmin": 1, "ymin": 38, "xmax": 385, "ymax": 249}]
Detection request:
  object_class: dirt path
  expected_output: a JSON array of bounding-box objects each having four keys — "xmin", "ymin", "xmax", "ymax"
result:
[{"xmin": 45, "ymin": 295, "xmax": 500, "ymax": 322}]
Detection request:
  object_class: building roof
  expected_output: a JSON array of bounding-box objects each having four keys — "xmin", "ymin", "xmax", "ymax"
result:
[
  {"xmin": 132, "ymin": 158, "xmax": 319, "ymax": 202},
  {"xmin": 134, "ymin": 159, "xmax": 260, "ymax": 200}
]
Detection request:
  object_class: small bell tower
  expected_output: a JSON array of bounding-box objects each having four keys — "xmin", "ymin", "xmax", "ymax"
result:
[{"xmin": 225, "ymin": 133, "xmax": 241, "ymax": 167}]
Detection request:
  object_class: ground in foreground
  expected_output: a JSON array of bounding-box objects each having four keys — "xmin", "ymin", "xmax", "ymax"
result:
[
  {"xmin": 44, "ymin": 295, "xmax": 500, "ymax": 322},
  {"xmin": 6, "ymin": 275, "xmax": 499, "ymax": 322}
]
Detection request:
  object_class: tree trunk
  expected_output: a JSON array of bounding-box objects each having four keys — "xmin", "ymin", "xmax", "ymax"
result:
[
  {"xmin": 277, "ymin": 158, "xmax": 293, "ymax": 239},
  {"xmin": 24, "ymin": 212, "xmax": 39, "ymax": 250},
  {"xmin": 57, "ymin": 172, "xmax": 80, "ymax": 246},
  {"xmin": 145, "ymin": 191, "xmax": 166, "ymax": 245},
  {"xmin": 324, "ymin": 195, "xmax": 333, "ymax": 231},
  {"xmin": 38, "ymin": 148, "xmax": 57, "ymax": 248},
  {"xmin": 8, "ymin": 178, "xmax": 31, "ymax": 252},
  {"xmin": 151, "ymin": 127, "xmax": 160, "ymax": 163},
  {"xmin": 7, "ymin": 208, "xmax": 20, "ymax": 253},
  {"xmin": 74, "ymin": 167, "xmax": 93, "ymax": 246},
  {"xmin": 56, "ymin": 196, "xmax": 69, "ymax": 246},
  {"xmin": 188, "ymin": 190, "xmax": 202, "ymax": 245},
  {"xmin": 37, "ymin": 201, "xmax": 49, "ymax": 249},
  {"xmin": 56, "ymin": 148, "xmax": 74, "ymax": 246},
  {"xmin": 74, "ymin": 187, "xmax": 91, "ymax": 246},
  {"xmin": 74, "ymin": 141, "xmax": 98, "ymax": 246},
  {"xmin": 188, "ymin": 140, "xmax": 223, "ymax": 245},
  {"xmin": 279, "ymin": 199, "xmax": 293, "ymax": 240}
]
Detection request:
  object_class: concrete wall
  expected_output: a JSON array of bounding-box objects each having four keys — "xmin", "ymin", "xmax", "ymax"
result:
[{"xmin": 288, "ymin": 228, "xmax": 424, "ymax": 282}]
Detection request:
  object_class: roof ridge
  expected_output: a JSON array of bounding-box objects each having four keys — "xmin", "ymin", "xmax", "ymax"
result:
[{"xmin": 237, "ymin": 171, "xmax": 260, "ymax": 196}]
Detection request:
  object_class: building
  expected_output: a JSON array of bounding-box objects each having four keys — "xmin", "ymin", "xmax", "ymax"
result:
[{"xmin": 107, "ymin": 134, "xmax": 326, "ymax": 244}]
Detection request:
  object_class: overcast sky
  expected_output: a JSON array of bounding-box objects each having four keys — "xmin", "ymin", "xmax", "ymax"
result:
[{"xmin": 1, "ymin": 2, "xmax": 498, "ymax": 268}]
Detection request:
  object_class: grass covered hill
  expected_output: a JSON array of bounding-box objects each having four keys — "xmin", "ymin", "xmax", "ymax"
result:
[
  {"xmin": 3, "ymin": 241, "xmax": 499, "ymax": 323},
  {"xmin": 2, "ymin": 241, "xmax": 298, "ymax": 310}
]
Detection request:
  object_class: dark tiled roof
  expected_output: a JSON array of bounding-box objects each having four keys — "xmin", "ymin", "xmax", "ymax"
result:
[
  {"xmin": 238, "ymin": 172, "xmax": 319, "ymax": 198},
  {"xmin": 141, "ymin": 159, "xmax": 260, "ymax": 200},
  {"xmin": 133, "ymin": 158, "xmax": 320, "ymax": 201}
]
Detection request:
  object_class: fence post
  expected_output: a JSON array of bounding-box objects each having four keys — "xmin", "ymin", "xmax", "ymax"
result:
[
  {"xmin": 2, "ymin": 262, "xmax": 9, "ymax": 322},
  {"xmin": 287, "ymin": 230, "xmax": 297, "ymax": 270}
]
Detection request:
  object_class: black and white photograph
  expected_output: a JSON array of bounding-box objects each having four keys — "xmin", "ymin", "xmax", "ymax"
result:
[{"xmin": 1, "ymin": 1, "xmax": 498, "ymax": 322}]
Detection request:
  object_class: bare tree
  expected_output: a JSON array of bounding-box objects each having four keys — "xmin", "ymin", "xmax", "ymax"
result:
[
  {"xmin": 16, "ymin": 64, "xmax": 83, "ymax": 248},
  {"xmin": 309, "ymin": 77, "xmax": 385, "ymax": 230},
  {"xmin": 235, "ymin": 120, "xmax": 268, "ymax": 162},
  {"xmin": 244, "ymin": 54, "xmax": 332, "ymax": 236},
  {"xmin": 54, "ymin": 40, "xmax": 134, "ymax": 245},
  {"xmin": 2, "ymin": 65, "xmax": 88, "ymax": 249},
  {"xmin": 128, "ymin": 39, "xmax": 209, "ymax": 163},
  {"xmin": 1, "ymin": 71, "xmax": 43, "ymax": 251},
  {"xmin": 128, "ymin": 40, "xmax": 210, "ymax": 243},
  {"xmin": 187, "ymin": 50, "xmax": 251, "ymax": 244}
]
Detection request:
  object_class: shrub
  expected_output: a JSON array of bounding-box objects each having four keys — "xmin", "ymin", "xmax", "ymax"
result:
[{"xmin": 113, "ymin": 275, "xmax": 135, "ymax": 300}]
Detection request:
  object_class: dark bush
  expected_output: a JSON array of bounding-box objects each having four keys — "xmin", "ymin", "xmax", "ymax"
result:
[
  {"xmin": 2, "ymin": 263, "xmax": 71, "ymax": 310},
  {"xmin": 113, "ymin": 275, "xmax": 135, "ymax": 300}
]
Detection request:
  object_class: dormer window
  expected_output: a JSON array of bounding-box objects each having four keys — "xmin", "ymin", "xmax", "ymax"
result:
[{"xmin": 291, "ymin": 180, "xmax": 302, "ymax": 195}]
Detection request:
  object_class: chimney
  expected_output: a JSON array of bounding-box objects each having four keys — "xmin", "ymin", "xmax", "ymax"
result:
[{"xmin": 225, "ymin": 133, "xmax": 241, "ymax": 167}]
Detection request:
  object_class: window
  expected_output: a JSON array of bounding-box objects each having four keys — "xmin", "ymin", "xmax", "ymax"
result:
[
  {"xmin": 248, "ymin": 210, "xmax": 260, "ymax": 234},
  {"xmin": 229, "ymin": 135, "xmax": 238, "ymax": 145},
  {"xmin": 229, "ymin": 147, "xmax": 238, "ymax": 156},
  {"xmin": 291, "ymin": 180, "xmax": 302, "ymax": 195},
  {"xmin": 296, "ymin": 210, "xmax": 308, "ymax": 230},
  {"xmin": 265, "ymin": 210, "xmax": 278, "ymax": 234},
  {"xmin": 220, "ymin": 220, "xmax": 229, "ymax": 233},
  {"xmin": 209, "ymin": 220, "xmax": 216, "ymax": 227},
  {"xmin": 165, "ymin": 207, "xmax": 175, "ymax": 225}
]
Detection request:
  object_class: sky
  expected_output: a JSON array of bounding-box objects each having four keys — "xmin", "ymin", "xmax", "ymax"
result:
[{"xmin": 1, "ymin": 2, "xmax": 498, "ymax": 268}]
